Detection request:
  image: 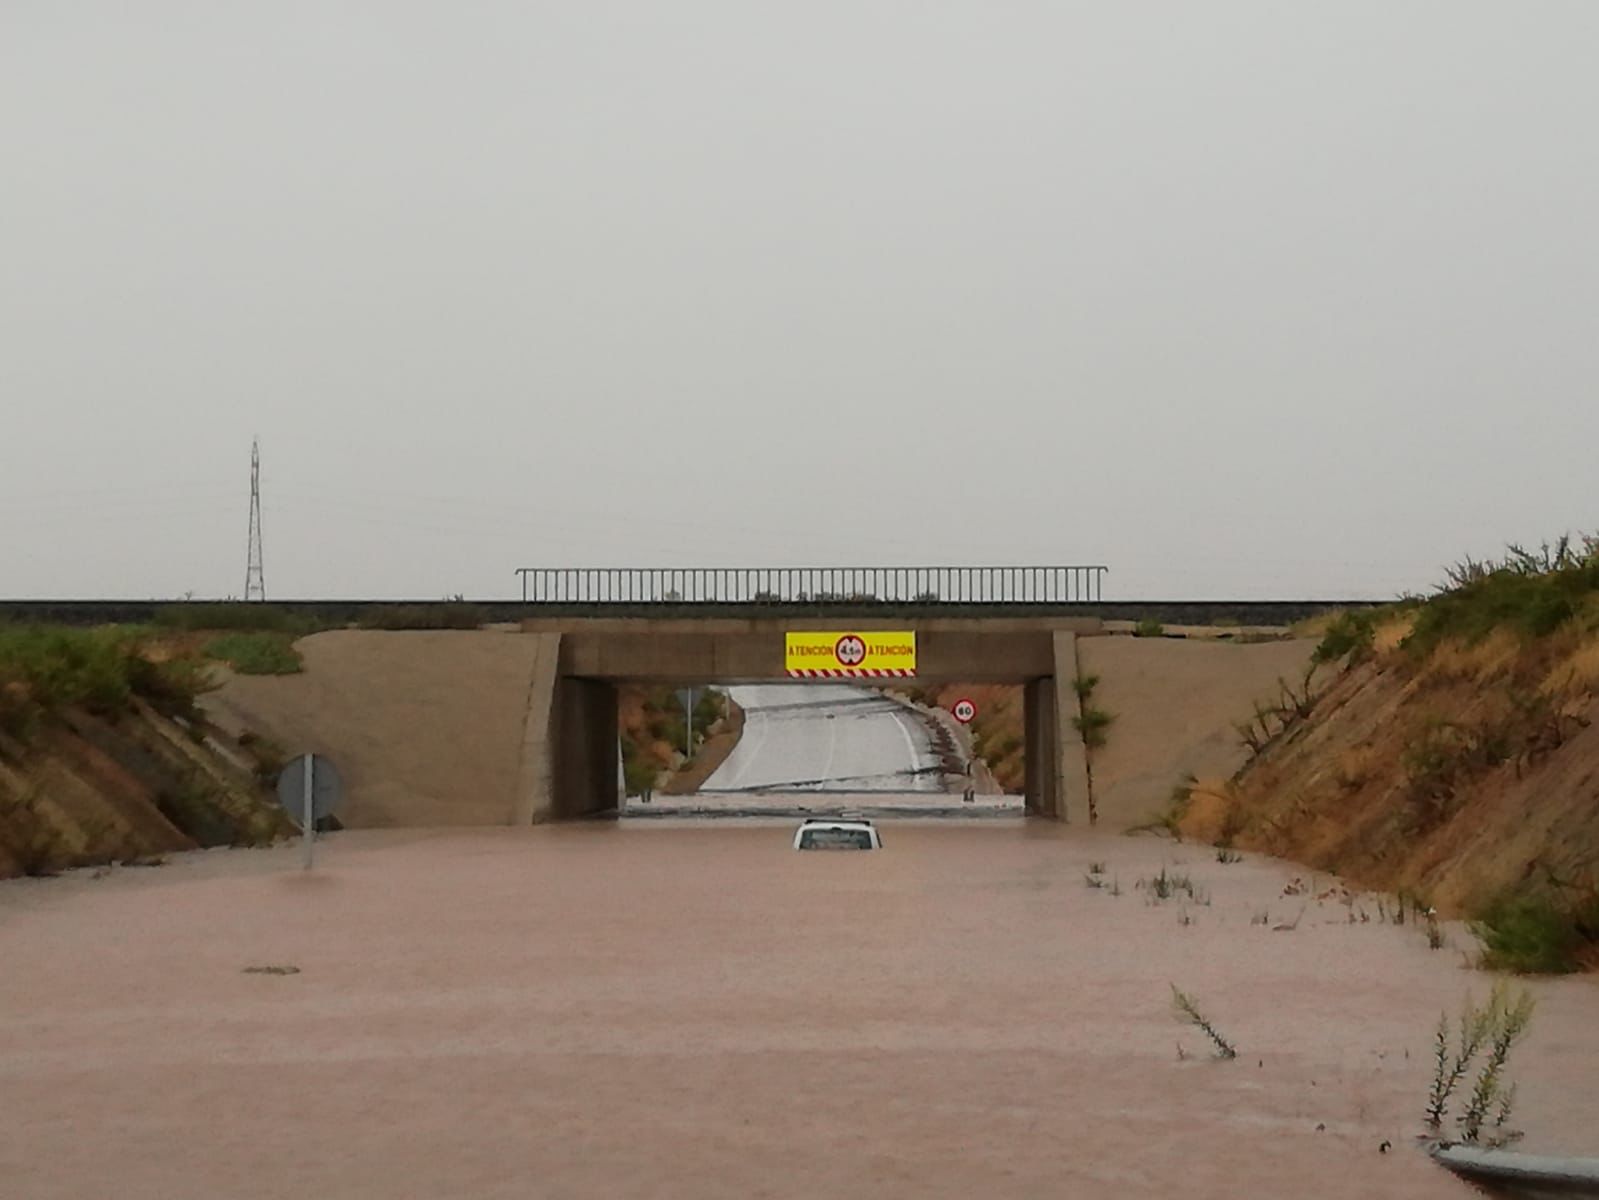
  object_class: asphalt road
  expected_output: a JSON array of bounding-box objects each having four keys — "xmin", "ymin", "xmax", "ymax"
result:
[{"xmin": 700, "ymin": 683, "xmax": 944, "ymax": 793}]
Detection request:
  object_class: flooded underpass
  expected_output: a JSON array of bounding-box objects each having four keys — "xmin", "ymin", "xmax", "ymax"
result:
[
  {"xmin": 3, "ymin": 820, "xmax": 1597, "ymax": 1199},
  {"xmin": 639, "ymin": 681, "xmax": 1019, "ymax": 818}
]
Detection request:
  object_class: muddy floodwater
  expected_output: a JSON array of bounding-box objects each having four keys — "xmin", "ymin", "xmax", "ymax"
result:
[{"xmin": 3, "ymin": 820, "xmax": 1596, "ymax": 1199}]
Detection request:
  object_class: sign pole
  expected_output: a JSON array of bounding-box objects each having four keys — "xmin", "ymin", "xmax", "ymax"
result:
[
  {"xmin": 301, "ymin": 753, "xmax": 314, "ymax": 870},
  {"xmin": 678, "ymin": 687, "xmax": 697, "ymax": 759}
]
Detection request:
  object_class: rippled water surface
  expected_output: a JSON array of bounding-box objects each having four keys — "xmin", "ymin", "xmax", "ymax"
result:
[{"xmin": 3, "ymin": 821, "xmax": 1596, "ymax": 1199}]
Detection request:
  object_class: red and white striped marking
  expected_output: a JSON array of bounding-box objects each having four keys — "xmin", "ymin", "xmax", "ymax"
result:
[{"xmin": 787, "ymin": 668, "xmax": 916, "ymax": 679}]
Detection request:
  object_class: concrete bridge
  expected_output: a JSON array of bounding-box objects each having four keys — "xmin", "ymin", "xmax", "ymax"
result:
[
  {"xmin": 511, "ymin": 567, "xmax": 1105, "ymax": 820},
  {"xmin": 165, "ymin": 565, "xmax": 1344, "ymax": 827},
  {"xmin": 517, "ymin": 613, "xmax": 1100, "ymax": 822}
]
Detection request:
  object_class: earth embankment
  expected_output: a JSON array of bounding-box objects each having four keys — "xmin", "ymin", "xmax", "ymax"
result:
[
  {"xmin": 0, "ymin": 702, "xmax": 290, "ymax": 879},
  {"xmin": 1184, "ymin": 621, "xmax": 1599, "ymax": 919}
]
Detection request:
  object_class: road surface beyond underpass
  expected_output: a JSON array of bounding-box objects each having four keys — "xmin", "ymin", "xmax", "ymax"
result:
[{"xmin": 700, "ymin": 684, "xmax": 945, "ymax": 793}]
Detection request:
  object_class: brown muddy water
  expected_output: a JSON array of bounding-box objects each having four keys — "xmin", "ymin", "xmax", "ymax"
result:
[{"xmin": 2, "ymin": 820, "xmax": 1596, "ymax": 1199}]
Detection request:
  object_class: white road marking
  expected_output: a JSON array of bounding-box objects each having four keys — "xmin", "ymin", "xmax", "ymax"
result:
[
  {"xmin": 889, "ymin": 710, "xmax": 921, "ymax": 782},
  {"xmin": 816, "ymin": 700, "xmax": 839, "ymax": 788},
  {"xmin": 704, "ymin": 684, "xmax": 940, "ymax": 793}
]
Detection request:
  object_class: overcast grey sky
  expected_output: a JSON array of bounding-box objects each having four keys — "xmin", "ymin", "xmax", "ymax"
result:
[{"xmin": 3, "ymin": 2, "xmax": 1595, "ymax": 600}]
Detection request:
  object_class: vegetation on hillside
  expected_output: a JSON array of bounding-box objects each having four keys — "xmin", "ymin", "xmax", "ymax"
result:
[
  {"xmin": 1403, "ymin": 537, "xmax": 1599, "ymax": 657},
  {"xmin": 1194, "ymin": 535, "xmax": 1599, "ymax": 973},
  {"xmin": 619, "ymin": 686, "xmax": 731, "ymax": 795},
  {"xmin": 152, "ymin": 597, "xmax": 491, "ymax": 672},
  {"xmin": 0, "ymin": 624, "xmax": 209, "ymax": 736},
  {"xmin": 154, "ymin": 603, "xmax": 328, "ymax": 635},
  {"xmin": 1474, "ymin": 891, "xmax": 1599, "ymax": 976},
  {"xmin": 203, "ymin": 632, "xmax": 303, "ymax": 675},
  {"xmin": 1, "ymin": 623, "xmax": 295, "ymax": 876},
  {"xmin": 154, "ymin": 598, "xmax": 489, "ymax": 634},
  {"xmin": 356, "ymin": 600, "xmax": 487, "ymax": 631},
  {"xmin": 904, "ymin": 684, "xmax": 1025, "ymax": 791},
  {"xmin": 1310, "ymin": 537, "xmax": 1599, "ymax": 670}
]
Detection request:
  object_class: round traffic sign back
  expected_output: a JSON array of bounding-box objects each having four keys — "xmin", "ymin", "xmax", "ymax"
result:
[
  {"xmin": 952, "ymin": 698, "xmax": 977, "ymax": 724},
  {"xmin": 276, "ymin": 754, "xmax": 344, "ymax": 826}
]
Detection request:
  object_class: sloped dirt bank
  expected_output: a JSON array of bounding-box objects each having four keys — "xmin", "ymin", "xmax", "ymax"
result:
[
  {"xmin": 0, "ymin": 702, "xmax": 291, "ymax": 878},
  {"xmin": 1180, "ymin": 607, "xmax": 1599, "ymax": 971}
]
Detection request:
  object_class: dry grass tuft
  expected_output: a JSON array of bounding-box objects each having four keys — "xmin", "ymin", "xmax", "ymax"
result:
[
  {"xmin": 1539, "ymin": 633, "xmax": 1599, "ymax": 697},
  {"xmin": 1425, "ymin": 629, "xmax": 1522, "ymax": 684},
  {"xmin": 1372, "ymin": 611, "xmax": 1417, "ymax": 655}
]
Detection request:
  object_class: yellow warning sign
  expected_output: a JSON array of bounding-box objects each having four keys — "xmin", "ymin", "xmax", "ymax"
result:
[{"xmin": 785, "ymin": 631, "xmax": 917, "ymax": 678}]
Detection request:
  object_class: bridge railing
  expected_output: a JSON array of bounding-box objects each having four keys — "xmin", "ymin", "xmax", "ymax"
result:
[{"xmin": 513, "ymin": 566, "xmax": 1107, "ymax": 606}]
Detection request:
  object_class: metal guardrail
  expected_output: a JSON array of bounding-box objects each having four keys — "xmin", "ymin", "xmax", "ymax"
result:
[{"xmin": 513, "ymin": 566, "xmax": 1107, "ymax": 605}]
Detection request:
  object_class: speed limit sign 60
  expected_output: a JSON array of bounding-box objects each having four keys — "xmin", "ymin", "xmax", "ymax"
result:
[{"xmin": 952, "ymin": 698, "xmax": 977, "ymax": 724}]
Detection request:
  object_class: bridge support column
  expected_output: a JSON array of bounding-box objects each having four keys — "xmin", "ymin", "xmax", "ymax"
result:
[
  {"xmin": 1023, "ymin": 677, "xmax": 1057, "ymax": 817},
  {"xmin": 1023, "ymin": 634, "xmax": 1093, "ymax": 821},
  {"xmin": 1052, "ymin": 632, "xmax": 1093, "ymax": 823},
  {"xmin": 551, "ymin": 677, "xmax": 621, "ymax": 819},
  {"xmin": 516, "ymin": 637, "xmax": 622, "ymax": 822},
  {"xmin": 514, "ymin": 634, "xmax": 562, "ymax": 823}
]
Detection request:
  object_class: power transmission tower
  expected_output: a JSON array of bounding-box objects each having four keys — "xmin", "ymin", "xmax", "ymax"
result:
[{"xmin": 244, "ymin": 437, "xmax": 266, "ymax": 601}]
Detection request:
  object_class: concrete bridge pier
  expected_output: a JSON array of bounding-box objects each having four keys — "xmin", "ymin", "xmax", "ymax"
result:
[
  {"xmin": 1021, "ymin": 633, "xmax": 1092, "ymax": 821},
  {"xmin": 552, "ymin": 677, "xmax": 621, "ymax": 819},
  {"xmin": 517, "ymin": 633, "xmax": 623, "ymax": 823},
  {"xmin": 1023, "ymin": 677, "xmax": 1059, "ymax": 817}
]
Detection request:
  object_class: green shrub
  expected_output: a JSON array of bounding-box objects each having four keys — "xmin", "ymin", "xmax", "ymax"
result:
[
  {"xmin": 621, "ymin": 738, "xmax": 659, "ymax": 795},
  {"xmin": 0, "ymin": 624, "xmax": 215, "ymax": 733},
  {"xmin": 1425, "ymin": 983, "xmax": 1535, "ymax": 1144},
  {"xmin": 1133, "ymin": 618, "xmax": 1165, "ymax": 638},
  {"xmin": 687, "ymin": 688, "xmax": 727, "ymax": 732},
  {"xmin": 1404, "ymin": 537, "xmax": 1599, "ymax": 659},
  {"xmin": 1171, "ymin": 985, "xmax": 1236, "ymax": 1058},
  {"xmin": 236, "ymin": 729, "xmax": 288, "ymax": 783},
  {"xmin": 204, "ymin": 632, "xmax": 303, "ymax": 675},
  {"xmin": 154, "ymin": 603, "xmax": 326, "ymax": 635},
  {"xmin": 1313, "ymin": 609, "xmax": 1379, "ymax": 665},
  {"xmin": 125, "ymin": 653, "xmax": 212, "ymax": 719},
  {"xmin": 358, "ymin": 602, "xmax": 486, "ymax": 631},
  {"xmin": 0, "ymin": 625, "xmax": 132, "ymax": 713},
  {"xmin": 1073, "ymin": 704, "xmax": 1115, "ymax": 749},
  {"xmin": 1473, "ymin": 891, "xmax": 1598, "ymax": 975},
  {"xmin": 1401, "ymin": 721, "xmax": 1464, "ymax": 806},
  {"xmin": 0, "ymin": 677, "xmax": 33, "ymax": 738}
]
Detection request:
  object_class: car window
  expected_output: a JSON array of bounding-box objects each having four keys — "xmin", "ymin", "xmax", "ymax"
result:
[{"xmin": 799, "ymin": 827, "xmax": 875, "ymax": 850}]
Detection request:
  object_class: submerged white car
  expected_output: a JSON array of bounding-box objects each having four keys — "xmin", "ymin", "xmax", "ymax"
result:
[{"xmin": 792, "ymin": 820, "xmax": 882, "ymax": 851}]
